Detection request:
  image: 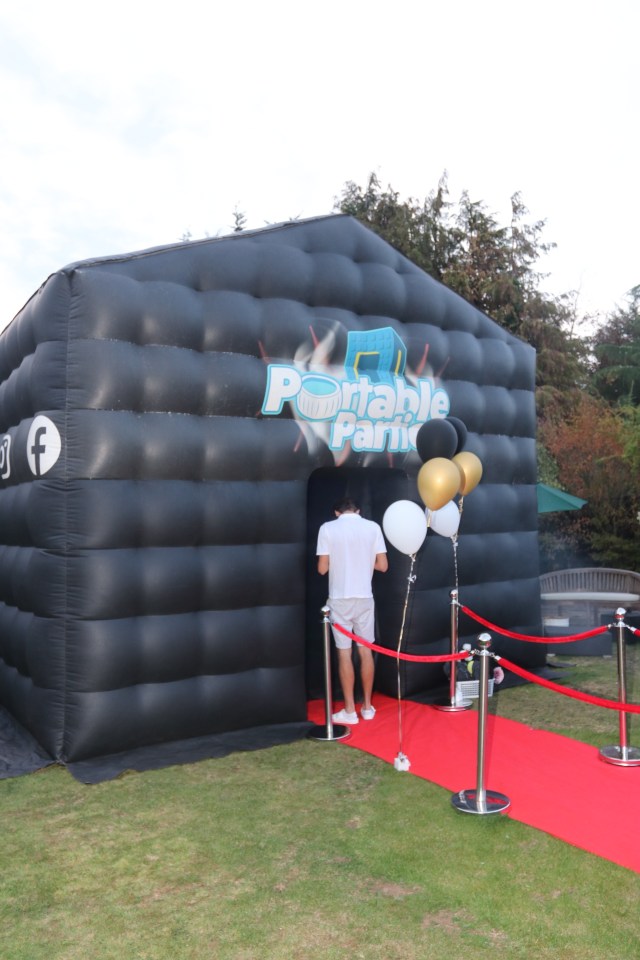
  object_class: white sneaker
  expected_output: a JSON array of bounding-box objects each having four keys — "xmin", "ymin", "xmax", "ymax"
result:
[
  {"xmin": 332, "ymin": 708, "xmax": 359, "ymax": 724},
  {"xmin": 361, "ymin": 705, "xmax": 376, "ymax": 720}
]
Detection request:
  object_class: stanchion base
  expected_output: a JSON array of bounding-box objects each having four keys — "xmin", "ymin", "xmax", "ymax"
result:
[
  {"xmin": 599, "ymin": 744, "xmax": 640, "ymax": 766},
  {"xmin": 307, "ymin": 724, "xmax": 351, "ymax": 742},
  {"xmin": 431, "ymin": 697, "xmax": 472, "ymax": 712},
  {"xmin": 451, "ymin": 789, "xmax": 511, "ymax": 815}
]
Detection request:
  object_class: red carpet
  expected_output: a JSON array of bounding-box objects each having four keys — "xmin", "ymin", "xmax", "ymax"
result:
[{"xmin": 307, "ymin": 694, "xmax": 640, "ymax": 873}]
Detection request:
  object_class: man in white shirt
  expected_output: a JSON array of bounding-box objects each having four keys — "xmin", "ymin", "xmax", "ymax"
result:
[{"xmin": 316, "ymin": 497, "xmax": 388, "ymax": 724}]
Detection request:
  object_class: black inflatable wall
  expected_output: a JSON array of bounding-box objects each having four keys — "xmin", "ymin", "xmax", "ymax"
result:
[{"xmin": 0, "ymin": 215, "xmax": 543, "ymax": 764}]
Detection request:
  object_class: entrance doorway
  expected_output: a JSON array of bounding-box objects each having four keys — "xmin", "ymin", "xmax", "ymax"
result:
[{"xmin": 305, "ymin": 466, "xmax": 410, "ymax": 699}]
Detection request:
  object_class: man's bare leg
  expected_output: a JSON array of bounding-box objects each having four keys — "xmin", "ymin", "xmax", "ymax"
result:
[
  {"xmin": 336, "ymin": 647, "xmax": 356, "ymax": 714},
  {"xmin": 358, "ymin": 646, "xmax": 375, "ymax": 710}
]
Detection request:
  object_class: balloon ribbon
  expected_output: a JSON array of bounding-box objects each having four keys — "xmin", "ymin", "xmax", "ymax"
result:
[{"xmin": 396, "ymin": 553, "xmax": 417, "ymax": 760}]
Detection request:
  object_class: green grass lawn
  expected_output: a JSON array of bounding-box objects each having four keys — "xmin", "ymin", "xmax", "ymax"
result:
[{"xmin": 2, "ymin": 647, "xmax": 640, "ymax": 960}]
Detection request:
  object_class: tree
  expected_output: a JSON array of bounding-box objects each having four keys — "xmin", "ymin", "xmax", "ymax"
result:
[
  {"xmin": 337, "ymin": 172, "xmax": 458, "ymax": 280},
  {"xmin": 539, "ymin": 394, "xmax": 640, "ymax": 569},
  {"xmin": 440, "ymin": 191, "xmax": 554, "ymax": 335},
  {"xmin": 620, "ymin": 403, "xmax": 640, "ymax": 474},
  {"xmin": 591, "ymin": 285, "xmax": 640, "ymax": 405},
  {"xmin": 336, "ymin": 173, "xmax": 589, "ymax": 417},
  {"xmin": 520, "ymin": 292, "xmax": 590, "ymax": 419},
  {"xmin": 336, "ymin": 173, "xmax": 640, "ymax": 568},
  {"xmin": 337, "ymin": 175, "xmax": 550, "ymax": 333},
  {"xmin": 232, "ymin": 207, "xmax": 247, "ymax": 233}
]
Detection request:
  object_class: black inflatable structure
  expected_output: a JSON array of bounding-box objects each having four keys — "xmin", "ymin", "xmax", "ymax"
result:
[{"xmin": 0, "ymin": 214, "xmax": 543, "ymax": 770}]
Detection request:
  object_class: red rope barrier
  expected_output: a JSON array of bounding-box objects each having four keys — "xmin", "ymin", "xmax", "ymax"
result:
[
  {"xmin": 333, "ymin": 618, "xmax": 640, "ymax": 713},
  {"xmin": 499, "ymin": 656, "xmax": 640, "ymax": 713},
  {"xmin": 460, "ymin": 605, "xmax": 609, "ymax": 644},
  {"xmin": 332, "ymin": 623, "xmax": 469, "ymax": 663}
]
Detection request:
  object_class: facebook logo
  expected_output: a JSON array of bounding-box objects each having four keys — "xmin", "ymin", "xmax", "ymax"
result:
[{"xmin": 27, "ymin": 416, "xmax": 61, "ymax": 477}]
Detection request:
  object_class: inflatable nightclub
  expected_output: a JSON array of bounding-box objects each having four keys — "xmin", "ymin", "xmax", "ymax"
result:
[{"xmin": 0, "ymin": 214, "xmax": 544, "ymax": 772}]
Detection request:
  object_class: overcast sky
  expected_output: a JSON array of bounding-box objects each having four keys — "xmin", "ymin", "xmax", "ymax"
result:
[{"xmin": 0, "ymin": 0, "xmax": 637, "ymax": 332}]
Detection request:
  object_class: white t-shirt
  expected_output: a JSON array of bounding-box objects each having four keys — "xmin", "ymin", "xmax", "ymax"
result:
[{"xmin": 316, "ymin": 513, "xmax": 387, "ymax": 600}]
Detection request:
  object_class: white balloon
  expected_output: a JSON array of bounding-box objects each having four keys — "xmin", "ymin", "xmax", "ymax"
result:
[
  {"xmin": 426, "ymin": 500, "xmax": 460, "ymax": 538},
  {"xmin": 383, "ymin": 500, "xmax": 428, "ymax": 555}
]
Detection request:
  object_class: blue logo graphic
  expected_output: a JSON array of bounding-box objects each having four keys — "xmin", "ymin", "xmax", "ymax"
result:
[{"xmin": 262, "ymin": 326, "xmax": 450, "ymax": 454}]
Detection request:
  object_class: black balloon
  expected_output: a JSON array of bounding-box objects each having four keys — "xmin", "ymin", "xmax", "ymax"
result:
[
  {"xmin": 446, "ymin": 416, "xmax": 468, "ymax": 454},
  {"xmin": 415, "ymin": 418, "xmax": 459, "ymax": 463}
]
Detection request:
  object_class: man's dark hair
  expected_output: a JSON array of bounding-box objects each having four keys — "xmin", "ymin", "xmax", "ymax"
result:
[{"xmin": 333, "ymin": 497, "xmax": 360, "ymax": 514}]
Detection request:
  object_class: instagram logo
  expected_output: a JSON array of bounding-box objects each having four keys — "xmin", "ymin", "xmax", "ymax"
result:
[{"xmin": 0, "ymin": 434, "xmax": 10, "ymax": 480}]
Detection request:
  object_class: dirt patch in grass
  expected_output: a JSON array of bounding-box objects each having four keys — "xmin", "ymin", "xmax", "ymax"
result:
[
  {"xmin": 371, "ymin": 880, "xmax": 423, "ymax": 899},
  {"xmin": 422, "ymin": 907, "xmax": 474, "ymax": 933}
]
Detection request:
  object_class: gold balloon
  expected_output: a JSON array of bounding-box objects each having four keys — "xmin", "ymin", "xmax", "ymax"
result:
[
  {"xmin": 452, "ymin": 451, "xmax": 483, "ymax": 496},
  {"xmin": 417, "ymin": 458, "xmax": 461, "ymax": 511}
]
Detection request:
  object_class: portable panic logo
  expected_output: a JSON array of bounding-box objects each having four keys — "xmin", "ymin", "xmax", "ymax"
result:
[
  {"xmin": 261, "ymin": 326, "xmax": 450, "ymax": 454},
  {"xmin": 27, "ymin": 416, "xmax": 61, "ymax": 476}
]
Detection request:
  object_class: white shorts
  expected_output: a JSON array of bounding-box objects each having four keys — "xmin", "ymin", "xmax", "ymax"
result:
[{"xmin": 329, "ymin": 597, "xmax": 375, "ymax": 649}]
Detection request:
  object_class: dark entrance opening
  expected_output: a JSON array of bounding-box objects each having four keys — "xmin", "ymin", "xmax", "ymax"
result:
[{"xmin": 305, "ymin": 467, "xmax": 410, "ymax": 700}]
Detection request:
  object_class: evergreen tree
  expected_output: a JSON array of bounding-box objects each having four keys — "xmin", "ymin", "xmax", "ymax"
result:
[
  {"xmin": 336, "ymin": 173, "xmax": 588, "ymax": 417},
  {"xmin": 336, "ymin": 173, "xmax": 639, "ymax": 566},
  {"xmin": 591, "ymin": 285, "xmax": 640, "ymax": 405},
  {"xmin": 337, "ymin": 172, "xmax": 458, "ymax": 280},
  {"xmin": 232, "ymin": 207, "xmax": 247, "ymax": 233}
]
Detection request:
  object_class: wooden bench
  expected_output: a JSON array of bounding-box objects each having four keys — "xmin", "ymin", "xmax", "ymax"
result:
[{"xmin": 540, "ymin": 568, "xmax": 640, "ymax": 652}]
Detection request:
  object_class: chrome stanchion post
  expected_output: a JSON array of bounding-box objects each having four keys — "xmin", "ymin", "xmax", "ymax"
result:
[
  {"xmin": 452, "ymin": 632, "xmax": 510, "ymax": 815},
  {"xmin": 600, "ymin": 608, "xmax": 640, "ymax": 766},
  {"xmin": 432, "ymin": 589, "xmax": 472, "ymax": 712},
  {"xmin": 307, "ymin": 605, "xmax": 351, "ymax": 742}
]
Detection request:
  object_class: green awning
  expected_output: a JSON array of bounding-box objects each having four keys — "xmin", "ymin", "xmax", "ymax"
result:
[{"xmin": 537, "ymin": 483, "xmax": 587, "ymax": 514}]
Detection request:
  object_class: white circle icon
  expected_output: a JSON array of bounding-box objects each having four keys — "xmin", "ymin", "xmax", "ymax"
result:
[
  {"xmin": 27, "ymin": 416, "xmax": 62, "ymax": 476},
  {"xmin": 295, "ymin": 375, "xmax": 341, "ymax": 420}
]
